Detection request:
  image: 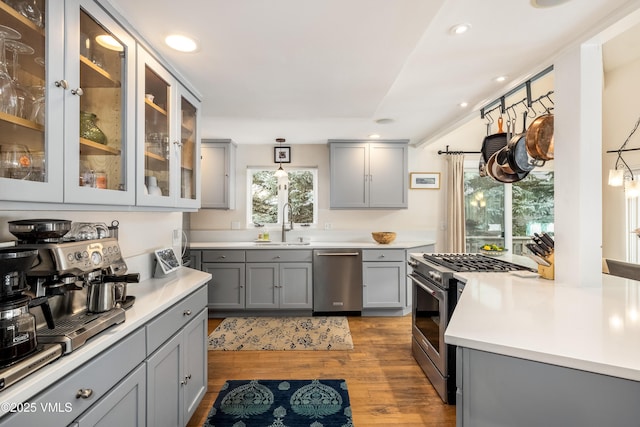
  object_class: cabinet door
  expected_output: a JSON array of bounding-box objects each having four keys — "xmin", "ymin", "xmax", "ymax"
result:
[
  {"xmin": 183, "ymin": 309, "xmax": 208, "ymax": 423},
  {"xmin": 279, "ymin": 262, "xmax": 312, "ymax": 309},
  {"xmin": 203, "ymin": 262, "xmax": 245, "ymax": 309},
  {"xmin": 74, "ymin": 364, "xmax": 146, "ymax": 427},
  {"xmin": 63, "ymin": 0, "xmax": 136, "ymax": 205},
  {"xmin": 0, "ymin": 1, "xmax": 65, "ymax": 202},
  {"xmin": 146, "ymin": 332, "xmax": 183, "ymax": 427},
  {"xmin": 201, "ymin": 140, "xmax": 236, "ymax": 209},
  {"xmin": 363, "ymin": 261, "xmax": 405, "ymax": 308},
  {"xmin": 369, "ymin": 143, "xmax": 408, "ymax": 208},
  {"xmin": 329, "ymin": 142, "xmax": 368, "ymax": 208},
  {"xmin": 245, "ymin": 263, "xmax": 278, "ymax": 308},
  {"xmin": 137, "ymin": 47, "xmax": 174, "ymax": 207},
  {"xmin": 175, "ymin": 85, "xmax": 200, "ymax": 209},
  {"xmin": 188, "ymin": 250, "xmax": 201, "ymax": 270}
]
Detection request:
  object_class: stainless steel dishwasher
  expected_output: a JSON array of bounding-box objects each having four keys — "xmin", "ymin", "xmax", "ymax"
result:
[{"xmin": 313, "ymin": 249, "xmax": 363, "ymax": 314}]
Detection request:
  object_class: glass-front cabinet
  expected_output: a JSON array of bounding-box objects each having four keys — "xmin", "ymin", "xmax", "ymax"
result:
[
  {"xmin": 63, "ymin": 0, "xmax": 135, "ymax": 205},
  {"xmin": 0, "ymin": 0, "xmax": 63, "ymax": 202},
  {"xmin": 137, "ymin": 47, "xmax": 200, "ymax": 208},
  {"xmin": 0, "ymin": 0, "xmax": 200, "ymax": 209}
]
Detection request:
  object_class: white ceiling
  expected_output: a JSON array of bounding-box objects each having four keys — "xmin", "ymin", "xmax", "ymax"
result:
[{"xmin": 106, "ymin": 0, "xmax": 637, "ymax": 145}]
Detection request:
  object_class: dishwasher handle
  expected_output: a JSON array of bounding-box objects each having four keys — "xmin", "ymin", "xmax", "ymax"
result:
[{"xmin": 316, "ymin": 252, "xmax": 360, "ymax": 256}]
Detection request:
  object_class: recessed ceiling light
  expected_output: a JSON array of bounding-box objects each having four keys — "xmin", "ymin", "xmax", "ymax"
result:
[
  {"xmin": 95, "ymin": 35, "xmax": 123, "ymax": 52},
  {"xmin": 449, "ymin": 23, "xmax": 471, "ymax": 35},
  {"xmin": 368, "ymin": 134, "xmax": 381, "ymax": 139},
  {"xmin": 459, "ymin": 101, "xmax": 469, "ymax": 108},
  {"xmin": 374, "ymin": 118, "xmax": 394, "ymax": 124},
  {"xmin": 165, "ymin": 34, "xmax": 198, "ymax": 52},
  {"xmin": 530, "ymin": 0, "xmax": 572, "ymax": 8},
  {"xmin": 495, "ymin": 76, "xmax": 507, "ymax": 83}
]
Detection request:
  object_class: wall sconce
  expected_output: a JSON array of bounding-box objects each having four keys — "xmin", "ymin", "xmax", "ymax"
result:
[{"xmin": 607, "ymin": 116, "xmax": 640, "ymax": 198}]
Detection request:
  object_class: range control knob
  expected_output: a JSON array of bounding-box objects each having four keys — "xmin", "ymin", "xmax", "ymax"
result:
[{"xmin": 74, "ymin": 251, "xmax": 83, "ymax": 261}]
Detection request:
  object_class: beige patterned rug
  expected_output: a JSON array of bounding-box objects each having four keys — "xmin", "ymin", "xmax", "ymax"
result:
[{"xmin": 208, "ymin": 316, "xmax": 354, "ymax": 351}]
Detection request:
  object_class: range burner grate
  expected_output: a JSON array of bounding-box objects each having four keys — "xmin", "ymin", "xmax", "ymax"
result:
[{"xmin": 422, "ymin": 253, "xmax": 529, "ymax": 272}]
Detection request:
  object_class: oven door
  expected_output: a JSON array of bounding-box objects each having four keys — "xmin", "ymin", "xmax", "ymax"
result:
[{"xmin": 411, "ymin": 272, "xmax": 449, "ymax": 376}]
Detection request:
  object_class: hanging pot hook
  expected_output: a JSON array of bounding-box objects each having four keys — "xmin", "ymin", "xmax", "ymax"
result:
[
  {"xmin": 544, "ymin": 93, "xmax": 554, "ymax": 112},
  {"xmin": 485, "ymin": 111, "xmax": 494, "ymax": 125},
  {"xmin": 536, "ymin": 98, "xmax": 548, "ymax": 115}
]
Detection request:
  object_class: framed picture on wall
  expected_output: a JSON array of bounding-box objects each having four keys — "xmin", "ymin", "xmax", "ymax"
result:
[
  {"xmin": 410, "ymin": 172, "xmax": 440, "ymax": 189},
  {"xmin": 274, "ymin": 146, "xmax": 291, "ymax": 163}
]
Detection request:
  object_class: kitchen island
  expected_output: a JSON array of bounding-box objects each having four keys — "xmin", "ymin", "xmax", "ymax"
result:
[
  {"xmin": 0, "ymin": 267, "xmax": 211, "ymax": 426},
  {"xmin": 446, "ymin": 271, "xmax": 640, "ymax": 426}
]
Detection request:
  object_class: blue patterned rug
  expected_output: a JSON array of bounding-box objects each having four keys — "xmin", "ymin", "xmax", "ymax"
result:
[{"xmin": 204, "ymin": 379, "xmax": 354, "ymax": 427}]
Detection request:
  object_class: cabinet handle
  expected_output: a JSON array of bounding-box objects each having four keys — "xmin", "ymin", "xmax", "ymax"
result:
[
  {"xmin": 173, "ymin": 141, "xmax": 183, "ymax": 147},
  {"xmin": 71, "ymin": 87, "xmax": 84, "ymax": 96},
  {"xmin": 219, "ymin": 256, "xmax": 226, "ymax": 259},
  {"xmin": 180, "ymin": 374, "xmax": 192, "ymax": 386},
  {"xmin": 275, "ymin": 256, "xmax": 281, "ymax": 259},
  {"xmin": 183, "ymin": 309, "xmax": 192, "ymax": 316},
  {"xmin": 55, "ymin": 80, "xmax": 68, "ymax": 89},
  {"xmin": 76, "ymin": 389, "xmax": 93, "ymax": 399}
]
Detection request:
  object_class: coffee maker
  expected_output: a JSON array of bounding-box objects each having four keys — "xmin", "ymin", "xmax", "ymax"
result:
[{"xmin": 0, "ymin": 219, "xmax": 139, "ymax": 390}]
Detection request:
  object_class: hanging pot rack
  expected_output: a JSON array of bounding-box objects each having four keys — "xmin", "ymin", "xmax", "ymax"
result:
[
  {"xmin": 438, "ymin": 66, "xmax": 554, "ymax": 156},
  {"xmin": 437, "ymin": 145, "xmax": 480, "ymax": 155},
  {"xmin": 480, "ymin": 65, "xmax": 554, "ymax": 123}
]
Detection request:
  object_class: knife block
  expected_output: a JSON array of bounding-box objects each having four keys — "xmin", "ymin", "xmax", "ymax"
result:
[{"xmin": 538, "ymin": 252, "xmax": 554, "ymax": 280}]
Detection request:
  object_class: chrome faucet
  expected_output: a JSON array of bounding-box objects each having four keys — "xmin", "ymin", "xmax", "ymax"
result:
[{"xmin": 281, "ymin": 202, "xmax": 293, "ymax": 242}]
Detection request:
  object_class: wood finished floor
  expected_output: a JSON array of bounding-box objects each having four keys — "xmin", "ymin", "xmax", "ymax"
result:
[{"xmin": 186, "ymin": 315, "xmax": 456, "ymax": 427}]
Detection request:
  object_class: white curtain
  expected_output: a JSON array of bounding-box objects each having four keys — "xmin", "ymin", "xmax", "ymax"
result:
[{"xmin": 446, "ymin": 154, "xmax": 466, "ymax": 253}]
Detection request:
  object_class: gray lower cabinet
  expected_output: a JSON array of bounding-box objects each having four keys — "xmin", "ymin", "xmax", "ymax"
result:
[
  {"xmin": 201, "ymin": 250, "xmax": 246, "ymax": 310},
  {"xmin": 0, "ymin": 328, "xmax": 146, "ymax": 427},
  {"xmin": 362, "ymin": 249, "xmax": 406, "ymax": 308},
  {"xmin": 73, "ymin": 364, "xmax": 146, "ymax": 427},
  {"xmin": 456, "ymin": 347, "xmax": 640, "ymax": 427},
  {"xmin": 245, "ymin": 250, "xmax": 313, "ymax": 310},
  {"xmin": 146, "ymin": 287, "xmax": 208, "ymax": 427},
  {"xmin": 188, "ymin": 250, "xmax": 201, "ymax": 270}
]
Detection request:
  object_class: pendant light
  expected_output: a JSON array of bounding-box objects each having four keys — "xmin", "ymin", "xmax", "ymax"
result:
[
  {"xmin": 608, "ymin": 115, "xmax": 640, "ymax": 198},
  {"xmin": 274, "ymin": 138, "xmax": 288, "ymax": 178}
]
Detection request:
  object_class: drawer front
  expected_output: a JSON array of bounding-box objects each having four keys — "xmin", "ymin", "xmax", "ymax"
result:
[
  {"xmin": 146, "ymin": 285, "xmax": 207, "ymax": 355},
  {"xmin": 362, "ymin": 249, "xmax": 405, "ymax": 262},
  {"xmin": 246, "ymin": 250, "xmax": 312, "ymax": 263},
  {"xmin": 202, "ymin": 250, "xmax": 246, "ymax": 263},
  {"xmin": 0, "ymin": 328, "xmax": 146, "ymax": 427}
]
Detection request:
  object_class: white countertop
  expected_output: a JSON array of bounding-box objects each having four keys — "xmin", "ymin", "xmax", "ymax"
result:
[
  {"xmin": 190, "ymin": 240, "xmax": 435, "ymax": 250},
  {"xmin": 0, "ymin": 267, "xmax": 211, "ymax": 410},
  {"xmin": 445, "ymin": 271, "xmax": 640, "ymax": 381}
]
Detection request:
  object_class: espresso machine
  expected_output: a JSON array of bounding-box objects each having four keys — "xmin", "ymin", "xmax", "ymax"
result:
[{"xmin": 0, "ymin": 219, "xmax": 138, "ymax": 390}]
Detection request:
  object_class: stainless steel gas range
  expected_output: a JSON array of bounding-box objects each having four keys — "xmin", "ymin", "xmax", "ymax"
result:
[{"xmin": 408, "ymin": 253, "xmax": 531, "ymax": 404}]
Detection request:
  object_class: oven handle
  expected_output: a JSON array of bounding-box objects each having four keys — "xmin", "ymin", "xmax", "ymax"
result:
[{"xmin": 409, "ymin": 273, "xmax": 446, "ymax": 300}]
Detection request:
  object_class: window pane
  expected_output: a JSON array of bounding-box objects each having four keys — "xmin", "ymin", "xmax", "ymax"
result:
[
  {"xmin": 251, "ymin": 171, "xmax": 278, "ymax": 224},
  {"xmin": 287, "ymin": 170, "xmax": 314, "ymax": 224},
  {"xmin": 512, "ymin": 171, "xmax": 554, "ymax": 253},
  {"xmin": 464, "ymin": 171, "xmax": 505, "ymax": 252}
]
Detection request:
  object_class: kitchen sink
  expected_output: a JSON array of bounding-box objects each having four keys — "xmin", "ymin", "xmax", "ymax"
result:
[{"xmin": 253, "ymin": 241, "xmax": 311, "ymax": 246}]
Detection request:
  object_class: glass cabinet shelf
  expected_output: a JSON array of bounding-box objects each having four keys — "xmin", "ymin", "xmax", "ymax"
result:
[
  {"xmin": 145, "ymin": 98, "xmax": 167, "ymax": 116},
  {"xmin": 79, "ymin": 55, "xmax": 121, "ymax": 88},
  {"xmin": 0, "ymin": 111, "xmax": 43, "ymax": 132},
  {"xmin": 79, "ymin": 138, "xmax": 121, "ymax": 156}
]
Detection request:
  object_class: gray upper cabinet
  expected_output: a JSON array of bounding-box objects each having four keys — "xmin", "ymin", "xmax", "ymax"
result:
[
  {"xmin": 201, "ymin": 139, "xmax": 236, "ymax": 209},
  {"xmin": 329, "ymin": 140, "xmax": 408, "ymax": 209}
]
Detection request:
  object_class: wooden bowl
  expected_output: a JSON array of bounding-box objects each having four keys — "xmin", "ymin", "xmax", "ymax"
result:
[{"xmin": 372, "ymin": 232, "xmax": 396, "ymax": 244}]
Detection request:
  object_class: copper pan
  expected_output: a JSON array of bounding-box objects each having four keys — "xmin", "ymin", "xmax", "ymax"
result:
[{"xmin": 526, "ymin": 114, "xmax": 554, "ymax": 161}]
